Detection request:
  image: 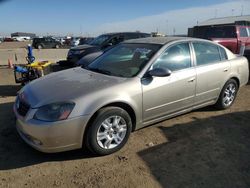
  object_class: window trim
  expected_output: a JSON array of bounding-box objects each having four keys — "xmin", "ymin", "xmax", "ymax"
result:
[{"xmin": 218, "ymin": 46, "xmax": 228, "ymax": 61}]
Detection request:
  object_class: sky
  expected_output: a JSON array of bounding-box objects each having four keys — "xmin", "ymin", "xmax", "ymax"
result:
[{"xmin": 0, "ymin": 0, "xmax": 250, "ymax": 37}]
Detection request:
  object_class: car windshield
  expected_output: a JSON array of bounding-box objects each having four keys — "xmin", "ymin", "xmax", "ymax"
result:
[
  {"xmin": 89, "ymin": 35, "xmax": 110, "ymax": 46},
  {"xmin": 84, "ymin": 43, "xmax": 161, "ymax": 78}
]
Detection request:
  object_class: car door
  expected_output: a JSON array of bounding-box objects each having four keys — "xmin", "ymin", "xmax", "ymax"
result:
[
  {"xmin": 192, "ymin": 41, "xmax": 230, "ymax": 105},
  {"xmin": 43, "ymin": 38, "xmax": 49, "ymax": 48},
  {"xmin": 50, "ymin": 38, "xmax": 57, "ymax": 47},
  {"xmin": 142, "ymin": 42, "xmax": 196, "ymax": 122},
  {"xmin": 45, "ymin": 38, "xmax": 53, "ymax": 48}
]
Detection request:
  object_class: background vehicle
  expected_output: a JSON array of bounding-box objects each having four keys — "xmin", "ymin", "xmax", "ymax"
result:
[
  {"xmin": 12, "ymin": 36, "xmax": 31, "ymax": 42},
  {"xmin": 3, "ymin": 37, "xmax": 14, "ymax": 42},
  {"xmin": 79, "ymin": 37, "xmax": 94, "ymax": 45},
  {"xmin": 14, "ymin": 37, "xmax": 249, "ymax": 155},
  {"xmin": 70, "ymin": 37, "xmax": 81, "ymax": 47},
  {"xmin": 67, "ymin": 32, "xmax": 151, "ymax": 65},
  {"xmin": 188, "ymin": 25, "xmax": 250, "ymax": 55},
  {"xmin": 32, "ymin": 37, "xmax": 61, "ymax": 49}
]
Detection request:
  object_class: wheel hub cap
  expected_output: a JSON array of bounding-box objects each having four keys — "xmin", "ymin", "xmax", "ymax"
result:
[
  {"xmin": 97, "ymin": 116, "xmax": 127, "ymax": 149},
  {"xmin": 223, "ymin": 83, "xmax": 236, "ymax": 106}
]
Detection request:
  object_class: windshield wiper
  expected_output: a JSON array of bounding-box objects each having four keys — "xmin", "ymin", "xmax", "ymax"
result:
[{"xmin": 87, "ymin": 67, "xmax": 112, "ymax": 75}]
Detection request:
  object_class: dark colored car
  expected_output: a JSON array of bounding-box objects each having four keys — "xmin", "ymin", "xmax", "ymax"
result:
[
  {"xmin": 189, "ymin": 25, "xmax": 250, "ymax": 55},
  {"xmin": 67, "ymin": 32, "xmax": 151, "ymax": 65},
  {"xmin": 79, "ymin": 37, "xmax": 94, "ymax": 45},
  {"xmin": 32, "ymin": 37, "xmax": 61, "ymax": 49},
  {"xmin": 3, "ymin": 37, "xmax": 14, "ymax": 42}
]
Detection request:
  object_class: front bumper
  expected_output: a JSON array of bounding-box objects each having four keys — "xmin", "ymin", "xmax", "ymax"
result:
[{"xmin": 14, "ymin": 105, "xmax": 91, "ymax": 153}]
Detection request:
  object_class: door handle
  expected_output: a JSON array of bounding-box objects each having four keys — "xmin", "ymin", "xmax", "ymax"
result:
[
  {"xmin": 188, "ymin": 77, "xmax": 195, "ymax": 82},
  {"xmin": 223, "ymin": 68, "xmax": 229, "ymax": 72}
]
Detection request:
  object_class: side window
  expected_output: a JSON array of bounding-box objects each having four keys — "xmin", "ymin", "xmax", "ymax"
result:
[
  {"xmin": 219, "ymin": 46, "xmax": 228, "ymax": 60},
  {"xmin": 124, "ymin": 33, "xmax": 134, "ymax": 40},
  {"xmin": 117, "ymin": 35, "xmax": 125, "ymax": 43},
  {"xmin": 109, "ymin": 36, "xmax": 123, "ymax": 45},
  {"xmin": 240, "ymin": 28, "xmax": 248, "ymax": 37},
  {"xmin": 193, "ymin": 42, "xmax": 221, "ymax": 66},
  {"xmin": 153, "ymin": 43, "xmax": 192, "ymax": 72}
]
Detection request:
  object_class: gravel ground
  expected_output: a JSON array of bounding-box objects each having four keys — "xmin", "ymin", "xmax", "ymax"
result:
[{"xmin": 0, "ymin": 66, "xmax": 250, "ymax": 188}]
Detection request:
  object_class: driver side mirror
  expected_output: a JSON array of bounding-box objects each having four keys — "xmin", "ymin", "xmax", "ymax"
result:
[
  {"xmin": 107, "ymin": 43, "xmax": 113, "ymax": 47},
  {"xmin": 102, "ymin": 43, "xmax": 113, "ymax": 49},
  {"xmin": 148, "ymin": 67, "xmax": 171, "ymax": 77}
]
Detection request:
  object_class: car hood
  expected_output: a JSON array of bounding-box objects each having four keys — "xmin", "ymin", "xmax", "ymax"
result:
[
  {"xmin": 20, "ymin": 67, "xmax": 126, "ymax": 108},
  {"xmin": 70, "ymin": 44, "xmax": 98, "ymax": 50}
]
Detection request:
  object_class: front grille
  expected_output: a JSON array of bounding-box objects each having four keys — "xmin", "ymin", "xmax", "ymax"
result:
[{"xmin": 16, "ymin": 97, "xmax": 30, "ymax": 117}]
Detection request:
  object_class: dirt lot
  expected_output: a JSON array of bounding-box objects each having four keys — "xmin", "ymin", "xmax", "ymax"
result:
[
  {"xmin": 0, "ymin": 41, "xmax": 70, "ymax": 49},
  {"xmin": 0, "ymin": 66, "xmax": 250, "ymax": 188},
  {"xmin": 0, "ymin": 41, "xmax": 31, "ymax": 49}
]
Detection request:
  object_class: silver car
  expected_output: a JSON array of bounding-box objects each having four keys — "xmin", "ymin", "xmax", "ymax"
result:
[{"xmin": 14, "ymin": 37, "xmax": 249, "ymax": 155}]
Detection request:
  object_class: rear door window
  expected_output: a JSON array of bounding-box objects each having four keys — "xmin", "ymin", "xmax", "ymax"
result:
[
  {"xmin": 240, "ymin": 28, "xmax": 248, "ymax": 37},
  {"xmin": 193, "ymin": 42, "xmax": 221, "ymax": 66}
]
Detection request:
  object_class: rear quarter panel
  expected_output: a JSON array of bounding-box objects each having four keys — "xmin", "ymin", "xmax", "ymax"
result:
[{"xmin": 229, "ymin": 56, "xmax": 249, "ymax": 87}]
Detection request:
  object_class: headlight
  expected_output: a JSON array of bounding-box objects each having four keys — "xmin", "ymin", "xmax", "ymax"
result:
[{"xmin": 34, "ymin": 102, "xmax": 75, "ymax": 122}]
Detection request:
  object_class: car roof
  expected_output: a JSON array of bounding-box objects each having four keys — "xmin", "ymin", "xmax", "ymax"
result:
[
  {"xmin": 101, "ymin": 32, "xmax": 150, "ymax": 36},
  {"xmin": 123, "ymin": 37, "xmax": 193, "ymax": 45}
]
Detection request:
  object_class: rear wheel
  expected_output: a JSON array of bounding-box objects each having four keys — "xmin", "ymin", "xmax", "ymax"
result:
[
  {"xmin": 37, "ymin": 44, "xmax": 42, "ymax": 49},
  {"xmin": 215, "ymin": 79, "xmax": 238, "ymax": 109},
  {"xmin": 55, "ymin": 44, "xmax": 60, "ymax": 49},
  {"xmin": 86, "ymin": 107, "xmax": 132, "ymax": 155}
]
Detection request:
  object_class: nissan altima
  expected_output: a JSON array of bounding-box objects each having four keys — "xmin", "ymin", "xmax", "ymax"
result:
[{"xmin": 14, "ymin": 37, "xmax": 249, "ymax": 155}]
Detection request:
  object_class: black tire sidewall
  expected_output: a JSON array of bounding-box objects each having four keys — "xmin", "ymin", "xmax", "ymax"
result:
[
  {"xmin": 87, "ymin": 107, "xmax": 132, "ymax": 155},
  {"xmin": 216, "ymin": 79, "xmax": 238, "ymax": 109}
]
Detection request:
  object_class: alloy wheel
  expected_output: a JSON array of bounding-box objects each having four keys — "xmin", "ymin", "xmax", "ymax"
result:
[{"xmin": 96, "ymin": 116, "xmax": 127, "ymax": 149}]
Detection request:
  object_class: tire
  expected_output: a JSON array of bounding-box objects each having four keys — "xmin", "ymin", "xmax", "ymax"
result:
[
  {"xmin": 55, "ymin": 44, "xmax": 60, "ymax": 49},
  {"xmin": 215, "ymin": 79, "xmax": 238, "ymax": 109},
  {"xmin": 37, "ymin": 44, "xmax": 43, "ymax": 49},
  {"xmin": 86, "ymin": 107, "xmax": 132, "ymax": 155}
]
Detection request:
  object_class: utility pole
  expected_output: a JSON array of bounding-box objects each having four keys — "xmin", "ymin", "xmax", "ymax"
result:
[
  {"xmin": 166, "ymin": 20, "xmax": 168, "ymax": 35},
  {"xmin": 214, "ymin": 9, "xmax": 218, "ymax": 18},
  {"xmin": 231, "ymin": 9, "xmax": 235, "ymax": 16},
  {"xmin": 80, "ymin": 25, "xmax": 82, "ymax": 36},
  {"xmin": 241, "ymin": 5, "xmax": 244, "ymax": 16}
]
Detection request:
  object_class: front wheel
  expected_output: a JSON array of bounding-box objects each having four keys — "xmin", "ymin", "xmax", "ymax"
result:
[
  {"xmin": 215, "ymin": 79, "xmax": 238, "ymax": 109},
  {"xmin": 86, "ymin": 107, "xmax": 132, "ymax": 155}
]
